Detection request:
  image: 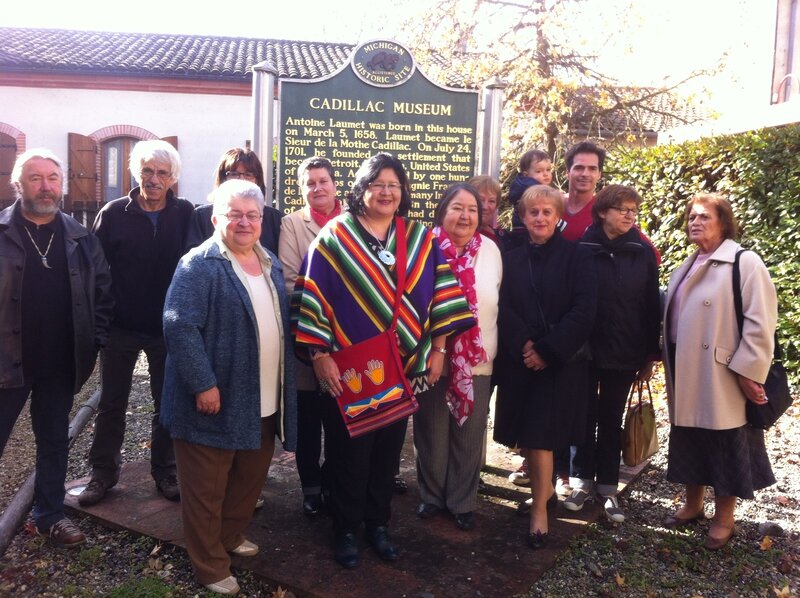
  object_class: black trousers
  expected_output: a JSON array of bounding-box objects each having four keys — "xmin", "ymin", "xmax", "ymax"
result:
[
  {"xmin": 88, "ymin": 326, "xmax": 175, "ymax": 484},
  {"xmin": 319, "ymin": 393, "xmax": 407, "ymax": 535},
  {"xmin": 571, "ymin": 366, "xmax": 636, "ymax": 495},
  {"xmin": 295, "ymin": 389, "xmax": 325, "ymax": 495}
]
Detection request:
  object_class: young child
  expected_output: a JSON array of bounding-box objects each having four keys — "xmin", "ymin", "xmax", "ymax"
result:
[{"xmin": 508, "ymin": 149, "xmax": 553, "ymax": 232}]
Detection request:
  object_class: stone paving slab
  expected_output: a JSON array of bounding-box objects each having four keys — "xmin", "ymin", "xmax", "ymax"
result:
[{"xmin": 65, "ymin": 422, "xmax": 647, "ymax": 597}]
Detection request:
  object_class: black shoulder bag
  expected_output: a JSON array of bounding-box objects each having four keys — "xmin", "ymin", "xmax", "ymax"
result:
[{"xmin": 732, "ymin": 249, "xmax": 792, "ymax": 429}]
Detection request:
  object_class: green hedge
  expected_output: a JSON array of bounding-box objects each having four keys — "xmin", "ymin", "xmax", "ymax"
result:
[{"xmin": 606, "ymin": 124, "xmax": 800, "ymax": 380}]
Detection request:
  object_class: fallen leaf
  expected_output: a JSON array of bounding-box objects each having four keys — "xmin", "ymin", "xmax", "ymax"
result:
[
  {"xmin": 588, "ymin": 562, "xmax": 603, "ymax": 577},
  {"xmin": 615, "ymin": 573, "xmax": 625, "ymax": 587},
  {"xmin": 777, "ymin": 555, "xmax": 794, "ymax": 574},
  {"xmin": 760, "ymin": 536, "xmax": 774, "ymax": 551},
  {"xmin": 147, "ymin": 557, "xmax": 164, "ymax": 570},
  {"xmin": 773, "ymin": 585, "xmax": 791, "ymax": 597}
]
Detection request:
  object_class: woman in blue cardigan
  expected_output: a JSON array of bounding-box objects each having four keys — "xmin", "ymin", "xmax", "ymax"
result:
[{"xmin": 162, "ymin": 179, "xmax": 296, "ymax": 595}]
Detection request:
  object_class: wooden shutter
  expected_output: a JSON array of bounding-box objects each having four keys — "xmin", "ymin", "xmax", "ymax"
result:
[
  {"xmin": 0, "ymin": 133, "xmax": 17, "ymax": 210},
  {"xmin": 161, "ymin": 135, "xmax": 179, "ymax": 198},
  {"xmin": 67, "ymin": 132, "xmax": 98, "ymax": 211}
]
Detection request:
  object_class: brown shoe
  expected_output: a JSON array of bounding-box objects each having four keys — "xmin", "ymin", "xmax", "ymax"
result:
[
  {"xmin": 155, "ymin": 475, "xmax": 180, "ymax": 501},
  {"xmin": 77, "ymin": 479, "xmax": 111, "ymax": 506},
  {"xmin": 40, "ymin": 518, "xmax": 86, "ymax": 547},
  {"xmin": 704, "ymin": 525, "xmax": 735, "ymax": 550}
]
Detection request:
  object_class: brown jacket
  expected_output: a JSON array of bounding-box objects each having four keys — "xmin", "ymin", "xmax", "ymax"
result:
[{"xmin": 663, "ymin": 239, "xmax": 777, "ymax": 429}]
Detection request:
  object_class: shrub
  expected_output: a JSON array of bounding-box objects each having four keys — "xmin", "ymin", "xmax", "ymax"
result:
[{"xmin": 607, "ymin": 124, "xmax": 800, "ymax": 381}]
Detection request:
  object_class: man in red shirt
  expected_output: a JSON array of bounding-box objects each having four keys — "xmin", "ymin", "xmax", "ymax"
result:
[
  {"xmin": 560, "ymin": 141, "xmax": 661, "ymax": 262},
  {"xmin": 560, "ymin": 142, "xmax": 605, "ymax": 242}
]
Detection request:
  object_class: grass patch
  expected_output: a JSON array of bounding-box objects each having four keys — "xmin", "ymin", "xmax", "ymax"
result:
[{"xmin": 108, "ymin": 576, "xmax": 176, "ymax": 597}]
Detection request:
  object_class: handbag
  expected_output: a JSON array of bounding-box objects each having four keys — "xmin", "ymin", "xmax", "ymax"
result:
[
  {"xmin": 329, "ymin": 217, "xmax": 418, "ymax": 438},
  {"xmin": 732, "ymin": 250, "xmax": 793, "ymax": 429},
  {"xmin": 622, "ymin": 380, "xmax": 660, "ymax": 467}
]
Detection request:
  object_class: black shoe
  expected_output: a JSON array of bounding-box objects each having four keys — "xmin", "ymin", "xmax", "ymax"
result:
[
  {"xmin": 369, "ymin": 526, "xmax": 400, "ymax": 561},
  {"xmin": 416, "ymin": 502, "xmax": 441, "ymax": 519},
  {"xmin": 155, "ymin": 475, "xmax": 180, "ymax": 501},
  {"xmin": 334, "ymin": 532, "xmax": 359, "ymax": 569},
  {"xmin": 454, "ymin": 512, "xmax": 474, "ymax": 531},
  {"xmin": 526, "ymin": 530, "xmax": 549, "ymax": 550},
  {"xmin": 302, "ymin": 493, "xmax": 324, "ymax": 516},
  {"xmin": 393, "ymin": 476, "xmax": 408, "ymax": 494}
]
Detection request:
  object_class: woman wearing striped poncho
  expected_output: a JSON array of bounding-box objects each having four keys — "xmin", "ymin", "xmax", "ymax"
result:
[{"xmin": 293, "ymin": 153, "xmax": 475, "ymax": 569}]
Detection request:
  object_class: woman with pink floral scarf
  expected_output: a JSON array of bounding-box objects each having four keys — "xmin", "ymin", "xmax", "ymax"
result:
[{"xmin": 413, "ymin": 183, "xmax": 502, "ymax": 531}]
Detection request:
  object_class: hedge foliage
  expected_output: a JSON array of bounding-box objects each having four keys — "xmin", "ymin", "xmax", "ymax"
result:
[{"xmin": 606, "ymin": 124, "xmax": 800, "ymax": 379}]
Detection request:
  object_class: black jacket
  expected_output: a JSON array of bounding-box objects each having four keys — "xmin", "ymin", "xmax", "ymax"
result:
[
  {"xmin": 497, "ymin": 232, "xmax": 597, "ymax": 370},
  {"xmin": 493, "ymin": 232, "xmax": 597, "ymax": 449},
  {"xmin": 0, "ymin": 202, "xmax": 113, "ymax": 393},
  {"xmin": 579, "ymin": 224, "xmax": 661, "ymax": 370},
  {"xmin": 92, "ymin": 188, "xmax": 194, "ymax": 336}
]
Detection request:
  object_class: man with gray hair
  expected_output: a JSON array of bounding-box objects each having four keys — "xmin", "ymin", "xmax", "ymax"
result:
[
  {"xmin": 79, "ymin": 139, "xmax": 194, "ymax": 506},
  {"xmin": 0, "ymin": 149, "xmax": 113, "ymax": 546}
]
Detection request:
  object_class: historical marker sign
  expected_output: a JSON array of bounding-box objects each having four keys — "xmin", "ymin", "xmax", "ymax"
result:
[{"xmin": 278, "ymin": 40, "xmax": 479, "ymax": 223}]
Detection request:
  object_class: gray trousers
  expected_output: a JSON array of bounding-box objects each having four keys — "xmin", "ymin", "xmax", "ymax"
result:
[{"xmin": 413, "ymin": 374, "xmax": 491, "ymax": 515}]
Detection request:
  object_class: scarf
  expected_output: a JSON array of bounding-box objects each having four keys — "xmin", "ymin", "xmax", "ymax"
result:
[
  {"xmin": 309, "ymin": 200, "xmax": 342, "ymax": 229},
  {"xmin": 433, "ymin": 227, "xmax": 487, "ymax": 426}
]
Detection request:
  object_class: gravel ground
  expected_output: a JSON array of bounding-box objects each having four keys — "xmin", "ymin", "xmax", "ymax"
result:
[{"xmin": 0, "ymin": 358, "xmax": 798, "ymax": 597}]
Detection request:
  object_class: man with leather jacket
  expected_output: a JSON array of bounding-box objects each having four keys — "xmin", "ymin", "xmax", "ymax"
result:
[{"xmin": 0, "ymin": 148, "xmax": 113, "ymax": 546}]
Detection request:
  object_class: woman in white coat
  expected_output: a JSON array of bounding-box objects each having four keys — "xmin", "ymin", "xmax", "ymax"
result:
[{"xmin": 662, "ymin": 193, "xmax": 777, "ymax": 550}]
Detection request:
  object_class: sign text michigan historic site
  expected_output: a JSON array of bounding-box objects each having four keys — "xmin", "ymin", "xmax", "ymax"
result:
[{"xmin": 278, "ymin": 40, "xmax": 480, "ymax": 223}]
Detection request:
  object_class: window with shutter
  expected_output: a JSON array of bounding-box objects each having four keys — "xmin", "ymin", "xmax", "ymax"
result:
[{"xmin": 0, "ymin": 133, "xmax": 17, "ymax": 210}]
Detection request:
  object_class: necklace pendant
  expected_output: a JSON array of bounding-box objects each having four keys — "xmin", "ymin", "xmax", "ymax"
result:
[
  {"xmin": 41, "ymin": 255, "xmax": 52, "ymax": 269},
  {"xmin": 378, "ymin": 249, "xmax": 396, "ymax": 266}
]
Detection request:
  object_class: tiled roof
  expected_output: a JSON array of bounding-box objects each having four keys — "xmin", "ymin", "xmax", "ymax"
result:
[
  {"xmin": 0, "ymin": 27, "xmax": 354, "ymax": 80},
  {"xmin": 1, "ymin": 27, "xmax": 702, "ymax": 134}
]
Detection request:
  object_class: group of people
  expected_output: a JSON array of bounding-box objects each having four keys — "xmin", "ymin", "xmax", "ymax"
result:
[{"xmin": 0, "ymin": 138, "xmax": 779, "ymax": 594}]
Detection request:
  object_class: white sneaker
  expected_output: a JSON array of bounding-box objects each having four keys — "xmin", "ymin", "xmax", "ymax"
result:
[
  {"xmin": 563, "ymin": 489, "xmax": 591, "ymax": 512},
  {"xmin": 508, "ymin": 461, "xmax": 530, "ymax": 486},
  {"xmin": 229, "ymin": 539, "xmax": 259, "ymax": 556},
  {"xmin": 555, "ymin": 476, "xmax": 572, "ymax": 497},
  {"xmin": 205, "ymin": 575, "xmax": 240, "ymax": 595},
  {"xmin": 603, "ymin": 496, "xmax": 625, "ymax": 523}
]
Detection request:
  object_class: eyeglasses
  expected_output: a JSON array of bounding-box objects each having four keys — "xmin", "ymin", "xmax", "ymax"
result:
[
  {"xmin": 609, "ymin": 206, "xmax": 638, "ymax": 216},
  {"xmin": 368, "ymin": 182, "xmax": 402, "ymax": 193},
  {"xmin": 219, "ymin": 211, "xmax": 262, "ymax": 223},
  {"xmin": 225, "ymin": 171, "xmax": 257, "ymax": 181},
  {"xmin": 140, "ymin": 168, "xmax": 172, "ymax": 180}
]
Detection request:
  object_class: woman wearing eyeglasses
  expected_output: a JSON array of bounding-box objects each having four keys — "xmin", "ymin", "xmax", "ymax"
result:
[
  {"xmin": 162, "ymin": 179, "xmax": 296, "ymax": 595},
  {"xmin": 563, "ymin": 185, "xmax": 661, "ymax": 523},
  {"xmin": 293, "ymin": 152, "xmax": 474, "ymax": 568},
  {"xmin": 186, "ymin": 148, "xmax": 283, "ymax": 253}
]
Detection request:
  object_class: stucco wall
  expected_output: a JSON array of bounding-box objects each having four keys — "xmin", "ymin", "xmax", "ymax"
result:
[{"xmin": 0, "ymin": 85, "xmax": 254, "ymax": 205}]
